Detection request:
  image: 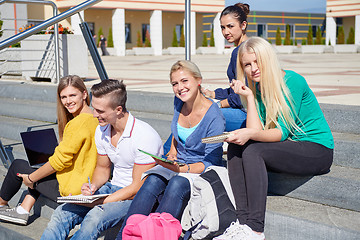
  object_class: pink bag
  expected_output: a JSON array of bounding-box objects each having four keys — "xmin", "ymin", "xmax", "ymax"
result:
[{"xmin": 122, "ymin": 212, "xmax": 182, "ymax": 240}]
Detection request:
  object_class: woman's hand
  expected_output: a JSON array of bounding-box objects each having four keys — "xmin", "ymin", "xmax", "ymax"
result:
[
  {"xmin": 226, "ymin": 128, "xmax": 259, "ymax": 145},
  {"xmin": 18, "ymin": 173, "xmax": 34, "ymax": 189},
  {"xmin": 153, "ymin": 157, "xmax": 181, "ymax": 172},
  {"xmin": 201, "ymin": 87, "xmax": 215, "ymax": 99},
  {"xmin": 230, "ymin": 80, "xmax": 253, "ymax": 98}
]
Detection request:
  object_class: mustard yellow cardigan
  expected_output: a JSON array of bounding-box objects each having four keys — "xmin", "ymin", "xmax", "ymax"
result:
[{"xmin": 49, "ymin": 113, "xmax": 98, "ymax": 196}]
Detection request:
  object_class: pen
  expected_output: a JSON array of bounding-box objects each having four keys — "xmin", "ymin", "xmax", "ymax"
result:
[{"xmin": 88, "ymin": 176, "xmax": 93, "ymax": 195}]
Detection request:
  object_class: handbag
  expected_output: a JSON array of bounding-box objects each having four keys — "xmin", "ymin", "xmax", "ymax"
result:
[{"xmin": 122, "ymin": 212, "xmax": 182, "ymax": 240}]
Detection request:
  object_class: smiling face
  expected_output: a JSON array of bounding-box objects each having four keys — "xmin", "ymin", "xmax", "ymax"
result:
[
  {"xmin": 242, "ymin": 52, "xmax": 261, "ymax": 83},
  {"xmin": 170, "ymin": 69, "xmax": 201, "ymax": 103},
  {"xmin": 91, "ymin": 94, "xmax": 121, "ymax": 127},
  {"xmin": 59, "ymin": 86, "xmax": 87, "ymax": 117},
  {"xmin": 220, "ymin": 14, "xmax": 247, "ymax": 45}
]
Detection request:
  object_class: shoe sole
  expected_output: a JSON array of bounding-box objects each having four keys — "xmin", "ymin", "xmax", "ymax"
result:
[{"xmin": 0, "ymin": 214, "xmax": 27, "ymax": 225}]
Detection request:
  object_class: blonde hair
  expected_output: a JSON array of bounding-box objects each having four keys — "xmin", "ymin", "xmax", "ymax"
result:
[
  {"xmin": 170, "ymin": 60, "xmax": 202, "ymax": 80},
  {"xmin": 57, "ymin": 75, "xmax": 89, "ymax": 140},
  {"xmin": 236, "ymin": 37, "xmax": 302, "ymax": 136}
]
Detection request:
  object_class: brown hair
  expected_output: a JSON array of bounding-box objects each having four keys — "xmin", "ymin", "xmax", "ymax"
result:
[
  {"xmin": 220, "ymin": 3, "xmax": 250, "ymax": 32},
  {"xmin": 57, "ymin": 75, "xmax": 89, "ymax": 140},
  {"xmin": 91, "ymin": 79, "xmax": 127, "ymax": 111}
]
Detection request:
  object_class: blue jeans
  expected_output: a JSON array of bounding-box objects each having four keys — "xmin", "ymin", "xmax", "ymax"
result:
[
  {"xmin": 41, "ymin": 182, "xmax": 132, "ymax": 240},
  {"xmin": 221, "ymin": 107, "xmax": 247, "ymax": 132},
  {"xmin": 115, "ymin": 174, "xmax": 190, "ymax": 240}
]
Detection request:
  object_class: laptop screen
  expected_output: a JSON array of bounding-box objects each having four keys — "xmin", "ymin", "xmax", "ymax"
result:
[{"xmin": 20, "ymin": 128, "xmax": 58, "ymax": 167}]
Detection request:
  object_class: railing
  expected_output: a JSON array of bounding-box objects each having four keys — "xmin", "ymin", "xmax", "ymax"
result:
[{"xmin": 0, "ymin": 0, "xmax": 103, "ymax": 82}]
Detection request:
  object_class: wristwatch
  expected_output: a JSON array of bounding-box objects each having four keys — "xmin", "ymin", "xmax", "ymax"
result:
[{"xmin": 217, "ymin": 101, "xmax": 222, "ymax": 108}]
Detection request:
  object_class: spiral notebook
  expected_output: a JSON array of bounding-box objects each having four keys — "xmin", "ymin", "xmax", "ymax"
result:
[
  {"xmin": 201, "ymin": 132, "xmax": 231, "ymax": 144},
  {"xmin": 57, "ymin": 194, "xmax": 110, "ymax": 204}
]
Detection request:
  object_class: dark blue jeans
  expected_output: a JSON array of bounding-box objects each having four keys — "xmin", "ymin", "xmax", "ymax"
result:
[{"xmin": 116, "ymin": 174, "xmax": 190, "ymax": 240}]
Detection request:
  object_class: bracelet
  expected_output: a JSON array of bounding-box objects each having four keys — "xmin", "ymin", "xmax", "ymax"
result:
[
  {"xmin": 185, "ymin": 163, "xmax": 190, "ymax": 173},
  {"xmin": 28, "ymin": 175, "xmax": 34, "ymax": 183},
  {"xmin": 217, "ymin": 101, "xmax": 222, "ymax": 108}
]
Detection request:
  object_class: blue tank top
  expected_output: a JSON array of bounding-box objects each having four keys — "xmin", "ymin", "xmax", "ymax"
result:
[{"xmin": 177, "ymin": 122, "xmax": 199, "ymax": 143}]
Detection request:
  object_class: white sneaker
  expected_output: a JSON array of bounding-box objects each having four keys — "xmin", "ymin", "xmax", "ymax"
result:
[
  {"xmin": 238, "ymin": 224, "xmax": 265, "ymax": 240},
  {"xmin": 213, "ymin": 220, "xmax": 243, "ymax": 240}
]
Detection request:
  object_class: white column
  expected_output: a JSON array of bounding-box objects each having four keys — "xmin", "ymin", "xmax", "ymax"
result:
[
  {"xmin": 355, "ymin": 15, "xmax": 360, "ymax": 45},
  {"xmin": 112, "ymin": 9, "xmax": 125, "ymax": 56},
  {"xmin": 326, "ymin": 17, "xmax": 336, "ymax": 46},
  {"xmin": 150, "ymin": 10, "xmax": 163, "ymax": 56},
  {"xmin": 191, "ymin": 11, "xmax": 196, "ymax": 54},
  {"xmin": 213, "ymin": 12, "xmax": 224, "ymax": 54},
  {"xmin": 71, "ymin": 11, "xmax": 84, "ymax": 35}
]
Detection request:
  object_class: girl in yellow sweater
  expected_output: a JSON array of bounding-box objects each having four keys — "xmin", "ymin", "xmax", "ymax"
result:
[{"xmin": 0, "ymin": 75, "xmax": 98, "ymax": 225}]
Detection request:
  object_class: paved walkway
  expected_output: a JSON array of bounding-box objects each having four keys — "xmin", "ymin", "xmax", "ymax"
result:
[{"xmin": 86, "ymin": 52, "xmax": 360, "ymax": 106}]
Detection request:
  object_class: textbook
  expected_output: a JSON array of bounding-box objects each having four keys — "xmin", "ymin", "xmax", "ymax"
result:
[
  {"xmin": 57, "ymin": 194, "xmax": 110, "ymax": 204},
  {"xmin": 201, "ymin": 132, "xmax": 232, "ymax": 144}
]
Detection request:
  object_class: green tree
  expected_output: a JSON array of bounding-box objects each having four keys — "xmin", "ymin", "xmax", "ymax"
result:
[
  {"xmin": 307, "ymin": 26, "xmax": 313, "ymax": 45},
  {"xmin": 202, "ymin": 33, "xmax": 208, "ymax": 47},
  {"xmin": 346, "ymin": 27, "xmax": 355, "ymax": 44},
  {"xmin": 275, "ymin": 27, "xmax": 282, "ymax": 45},
  {"xmin": 284, "ymin": 24, "xmax": 291, "ymax": 45},
  {"xmin": 0, "ymin": 19, "xmax": 3, "ymax": 38},
  {"xmin": 136, "ymin": 31, "xmax": 143, "ymax": 47},
  {"xmin": 97, "ymin": 27, "xmax": 104, "ymax": 46},
  {"xmin": 179, "ymin": 29, "xmax": 185, "ymax": 47},
  {"xmin": 337, "ymin": 26, "xmax": 345, "ymax": 44},
  {"xmin": 210, "ymin": 28, "xmax": 215, "ymax": 47},
  {"xmin": 302, "ymin": 38, "xmax": 306, "ymax": 45},
  {"xmin": 172, "ymin": 27, "xmax": 178, "ymax": 47},
  {"xmin": 107, "ymin": 27, "xmax": 114, "ymax": 47},
  {"xmin": 144, "ymin": 29, "xmax": 151, "ymax": 47},
  {"xmin": 315, "ymin": 26, "xmax": 322, "ymax": 45}
]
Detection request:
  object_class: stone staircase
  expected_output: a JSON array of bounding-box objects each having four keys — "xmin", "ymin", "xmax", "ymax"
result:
[{"xmin": 0, "ymin": 80, "xmax": 359, "ymax": 239}]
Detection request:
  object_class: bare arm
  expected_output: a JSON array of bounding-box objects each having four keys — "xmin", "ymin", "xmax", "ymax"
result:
[
  {"xmin": 166, "ymin": 136, "xmax": 178, "ymax": 160},
  {"xmin": 226, "ymin": 128, "xmax": 282, "ymax": 145},
  {"xmin": 19, "ymin": 162, "xmax": 56, "ymax": 189}
]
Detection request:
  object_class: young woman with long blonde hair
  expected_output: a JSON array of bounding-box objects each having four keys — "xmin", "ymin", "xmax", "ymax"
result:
[{"xmin": 215, "ymin": 37, "xmax": 334, "ymax": 240}]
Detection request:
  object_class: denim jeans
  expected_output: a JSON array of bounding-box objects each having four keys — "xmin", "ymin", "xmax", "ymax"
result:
[
  {"xmin": 221, "ymin": 107, "xmax": 247, "ymax": 132},
  {"xmin": 41, "ymin": 182, "xmax": 132, "ymax": 240},
  {"xmin": 115, "ymin": 174, "xmax": 190, "ymax": 240}
]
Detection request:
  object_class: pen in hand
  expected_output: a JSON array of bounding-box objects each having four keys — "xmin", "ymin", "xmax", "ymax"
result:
[{"xmin": 88, "ymin": 176, "xmax": 93, "ymax": 195}]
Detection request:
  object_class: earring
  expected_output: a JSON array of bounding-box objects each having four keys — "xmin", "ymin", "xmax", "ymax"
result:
[{"xmin": 242, "ymin": 28, "xmax": 245, "ymax": 30}]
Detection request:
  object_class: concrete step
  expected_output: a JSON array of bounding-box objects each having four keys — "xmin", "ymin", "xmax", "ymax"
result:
[
  {"xmin": 0, "ymin": 97, "xmax": 57, "ymax": 123},
  {"xmin": 333, "ymin": 132, "xmax": 360, "ymax": 169},
  {"xmin": 265, "ymin": 196, "xmax": 360, "ymax": 240},
  {"xmin": 0, "ymin": 115, "xmax": 58, "ymax": 142},
  {"xmin": 268, "ymin": 165, "xmax": 360, "ymax": 212}
]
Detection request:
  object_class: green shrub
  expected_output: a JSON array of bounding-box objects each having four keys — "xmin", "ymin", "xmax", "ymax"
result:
[
  {"xmin": 172, "ymin": 28, "xmax": 178, "ymax": 47},
  {"xmin": 284, "ymin": 24, "xmax": 291, "ymax": 45},
  {"xmin": 307, "ymin": 26, "xmax": 313, "ymax": 45},
  {"xmin": 268, "ymin": 39, "xmax": 272, "ymax": 44},
  {"xmin": 202, "ymin": 33, "xmax": 208, "ymax": 47},
  {"xmin": 107, "ymin": 28, "xmax": 113, "ymax": 47},
  {"xmin": 337, "ymin": 26, "xmax": 345, "ymax": 44},
  {"xmin": 346, "ymin": 27, "xmax": 355, "ymax": 44},
  {"xmin": 315, "ymin": 26, "xmax": 322, "ymax": 45},
  {"xmin": 0, "ymin": 19, "xmax": 3, "ymax": 38},
  {"xmin": 179, "ymin": 29, "xmax": 185, "ymax": 47},
  {"xmin": 302, "ymin": 38, "xmax": 306, "ymax": 45},
  {"xmin": 144, "ymin": 29, "xmax": 151, "ymax": 47},
  {"xmin": 210, "ymin": 28, "xmax": 215, "ymax": 47},
  {"xmin": 275, "ymin": 27, "xmax": 282, "ymax": 45},
  {"xmin": 136, "ymin": 31, "xmax": 143, "ymax": 47}
]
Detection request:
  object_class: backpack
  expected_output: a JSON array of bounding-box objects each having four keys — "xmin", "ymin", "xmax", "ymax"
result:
[
  {"xmin": 181, "ymin": 166, "xmax": 237, "ymax": 239},
  {"xmin": 122, "ymin": 212, "xmax": 182, "ymax": 240}
]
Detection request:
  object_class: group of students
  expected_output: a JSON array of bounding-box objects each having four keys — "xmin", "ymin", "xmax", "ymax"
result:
[{"xmin": 0, "ymin": 2, "xmax": 334, "ymax": 240}]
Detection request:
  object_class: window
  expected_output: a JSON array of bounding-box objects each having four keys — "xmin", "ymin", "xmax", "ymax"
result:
[
  {"xmin": 142, "ymin": 24, "xmax": 150, "ymax": 43},
  {"xmin": 125, "ymin": 23, "xmax": 131, "ymax": 43},
  {"xmin": 176, "ymin": 24, "xmax": 183, "ymax": 42},
  {"xmin": 257, "ymin": 24, "xmax": 266, "ymax": 38},
  {"xmin": 87, "ymin": 22, "xmax": 95, "ymax": 36},
  {"xmin": 312, "ymin": 25, "xmax": 317, "ymax": 38}
]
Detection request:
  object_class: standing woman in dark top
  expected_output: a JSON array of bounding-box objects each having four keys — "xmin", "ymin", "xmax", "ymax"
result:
[{"xmin": 202, "ymin": 3, "xmax": 249, "ymax": 131}]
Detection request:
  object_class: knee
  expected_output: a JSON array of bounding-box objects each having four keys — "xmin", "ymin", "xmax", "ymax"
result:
[
  {"xmin": 166, "ymin": 176, "xmax": 190, "ymax": 197},
  {"xmin": 141, "ymin": 174, "xmax": 165, "ymax": 193}
]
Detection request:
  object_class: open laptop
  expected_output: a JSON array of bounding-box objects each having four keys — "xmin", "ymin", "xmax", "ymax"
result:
[{"xmin": 20, "ymin": 128, "xmax": 58, "ymax": 168}]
